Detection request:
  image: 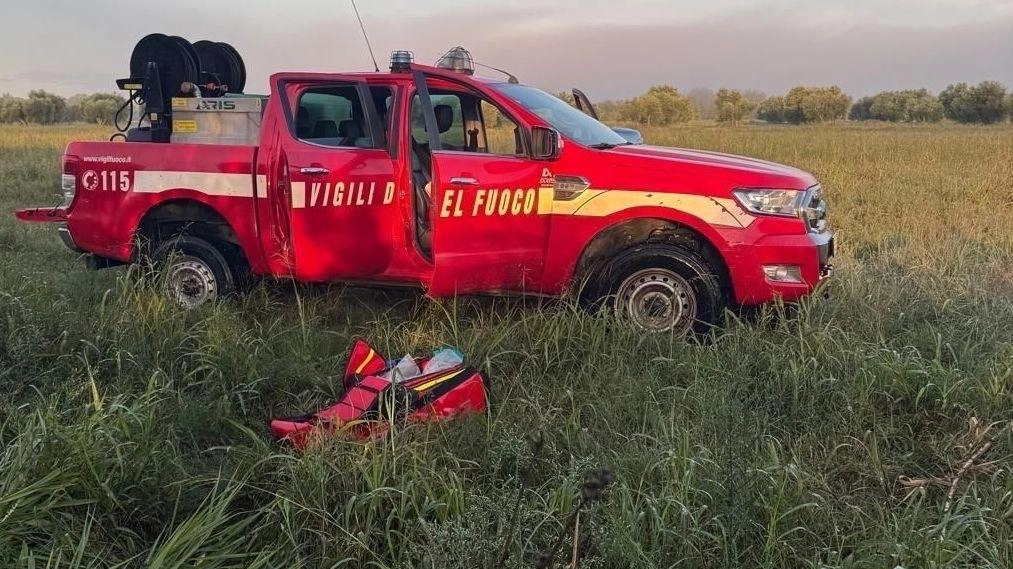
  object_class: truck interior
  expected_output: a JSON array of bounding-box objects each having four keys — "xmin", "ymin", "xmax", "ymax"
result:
[{"xmin": 291, "ymin": 85, "xmax": 392, "ymax": 150}]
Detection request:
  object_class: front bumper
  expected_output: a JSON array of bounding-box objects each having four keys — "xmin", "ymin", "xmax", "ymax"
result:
[
  {"xmin": 727, "ymin": 229, "xmax": 836, "ymax": 305},
  {"xmin": 816, "ymin": 232, "xmax": 834, "ymax": 277}
]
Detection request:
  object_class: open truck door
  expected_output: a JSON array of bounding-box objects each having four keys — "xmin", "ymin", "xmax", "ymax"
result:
[
  {"xmin": 411, "ymin": 69, "xmax": 551, "ymax": 296},
  {"xmin": 571, "ymin": 88, "xmax": 600, "ymax": 120},
  {"xmin": 572, "ymin": 87, "xmax": 643, "ymax": 145}
]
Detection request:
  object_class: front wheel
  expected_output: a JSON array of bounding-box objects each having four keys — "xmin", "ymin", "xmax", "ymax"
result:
[
  {"xmin": 595, "ymin": 244, "xmax": 725, "ymax": 335},
  {"xmin": 153, "ymin": 235, "xmax": 236, "ymax": 309}
]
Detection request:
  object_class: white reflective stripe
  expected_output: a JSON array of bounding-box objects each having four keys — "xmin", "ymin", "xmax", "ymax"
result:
[
  {"xmin": 290, "ymin": 182, "xmax": 306, "ymax": 208},
  {"xmin": 133, "ymin": 171, "xmax": 256, "ymax": 198},
  {"xmin": 254, "ymin": 175, "xmax": 267, "ymax": 198}
]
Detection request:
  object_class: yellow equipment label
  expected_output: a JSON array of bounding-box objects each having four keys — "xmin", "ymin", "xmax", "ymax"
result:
[
  {"xmin": 171, "ymin": 98, "xmax": 188, "ymax": 108},
  {"xmin": 172, "ymin": 119, "xmax": 198, "ymax": 133}
]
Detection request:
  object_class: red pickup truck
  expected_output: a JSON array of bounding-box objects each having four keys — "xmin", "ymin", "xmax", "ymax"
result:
[{"xmin": 16, "ymin": 59, "xmax": 833, "ymax": 334}]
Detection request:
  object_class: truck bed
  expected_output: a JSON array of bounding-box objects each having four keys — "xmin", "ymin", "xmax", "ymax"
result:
[{"xmin": 61, "ymin": 140, "xmax": 262, "ymax": 262}]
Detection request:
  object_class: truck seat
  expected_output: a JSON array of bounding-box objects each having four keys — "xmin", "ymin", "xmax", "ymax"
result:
[
  {"xmin": 296, "ymin": 107, "xmax": 312, "ymax": 138},
  {"xmin": 338, "ymin": 119, "xmax": 371, "ymax": 147},
  {"xmin": 312, "ymin": 120, "xmax": 338, "ymax": 138},
  {"xmin": 434, "ymin": 104, "xmax": 460, "ymax": 151}
]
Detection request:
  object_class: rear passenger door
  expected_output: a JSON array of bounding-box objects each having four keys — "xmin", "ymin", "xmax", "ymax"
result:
[{"xmin": 274, "ymin": 78, "xmax": 399, "ymax": 281}]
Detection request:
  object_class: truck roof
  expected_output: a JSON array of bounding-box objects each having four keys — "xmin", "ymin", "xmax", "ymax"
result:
[{"xmin": 269, "ymin": 64, "xmax": 511, "ymax": 89}]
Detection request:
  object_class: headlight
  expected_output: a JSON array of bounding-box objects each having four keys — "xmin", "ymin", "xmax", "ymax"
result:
[
  {"xmin": 801, "ymin": 186, "xmax": 829, "ymax": 232},
  {"xmin": 732, "ymin": 188, "xmax": 805, "ymax": 217}
]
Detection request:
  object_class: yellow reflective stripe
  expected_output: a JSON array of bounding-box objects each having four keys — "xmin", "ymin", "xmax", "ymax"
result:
[
  {"xmin": 550, "ymin": 189, "xmax": 607, "ymax": 215},
  {"xmin": 536, "ymin": 187, "xmax": 555, "ymax": 214},
  {"xmin": 354, "ymin": 349, "xmax": 376, "ymax": 374},
  {"xmin": 550, "ymin": 189, "xmax": 753, "ymax": 228},
  {"xmin": 412, "ymin": 369, "xmax": 464, "ymax": 393}
]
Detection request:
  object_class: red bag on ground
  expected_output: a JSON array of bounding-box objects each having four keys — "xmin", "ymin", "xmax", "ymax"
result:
[{"xmin": 270, "ymin": 340, "xmax": 488, "ymax": 448}]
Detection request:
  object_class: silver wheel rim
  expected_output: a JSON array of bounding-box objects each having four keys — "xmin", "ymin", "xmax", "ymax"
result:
[
  {"xmin": 164, "ymin": 257, "xmax": 217, "ymax": 309},
  {"xmin": 615, "ymin": 268, "xmax": 697, "ymax": 334}
]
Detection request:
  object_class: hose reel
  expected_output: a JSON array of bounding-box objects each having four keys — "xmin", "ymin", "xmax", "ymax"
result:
[{"xmin": 115, "ymin": 34, "xmax": 247, "ymax": 142}]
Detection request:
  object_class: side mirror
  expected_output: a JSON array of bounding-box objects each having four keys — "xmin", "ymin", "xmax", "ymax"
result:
[
  {"xmin": 531, "ymin": 126, "xmax": 561, "ymax": 160},
  {"xmin": 610, "ymin": 127, "xmax": 643, "ymax": 145}
]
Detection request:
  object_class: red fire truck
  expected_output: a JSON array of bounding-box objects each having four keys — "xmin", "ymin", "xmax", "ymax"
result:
[{"xmin": 15, "ymin": 46, "xmax": 833, "ymax": 334}]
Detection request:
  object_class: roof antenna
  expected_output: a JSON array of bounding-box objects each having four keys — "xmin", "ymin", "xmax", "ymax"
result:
[{"xmin": 351, "ymin": 0, "xmax": 380, "ymax": 72}]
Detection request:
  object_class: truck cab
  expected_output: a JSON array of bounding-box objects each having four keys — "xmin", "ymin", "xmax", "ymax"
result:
[{"xmin": 16, "ymin": 58, "xmax": 834, "ymax": 335}]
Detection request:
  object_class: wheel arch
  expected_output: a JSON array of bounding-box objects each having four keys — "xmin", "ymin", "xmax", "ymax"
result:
[
  {"xmin": 135, "ymin": 198, "xmax": 249, "ymax": 273},
  {"xmin": 572, "ymin": 214, "xmax": 733, "ymax": 302}
]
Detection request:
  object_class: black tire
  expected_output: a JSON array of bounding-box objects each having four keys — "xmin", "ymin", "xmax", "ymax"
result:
[
  {"xmin": 591, "ymin": 243, "xmax": 725, "ymax": 335},
  {"xmin": 153, "ymin": 235, "xmax": 235, "ymax": 309}
]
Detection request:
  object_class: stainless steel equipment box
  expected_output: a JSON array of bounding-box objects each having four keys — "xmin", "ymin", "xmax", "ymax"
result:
[{"xmin": 170, "ymin": 97, "xmax": 264, "ymax": 146}]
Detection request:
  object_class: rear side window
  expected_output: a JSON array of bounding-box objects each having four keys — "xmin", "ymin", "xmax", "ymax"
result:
[{"xmin": 295, "ymin": 85, "xmax": 375, "ymax": 148}]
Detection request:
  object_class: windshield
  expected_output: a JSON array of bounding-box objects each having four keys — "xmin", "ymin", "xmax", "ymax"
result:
[{"xmin": 492, "ymin": 83, "xmax": 628, "ymax": 148}]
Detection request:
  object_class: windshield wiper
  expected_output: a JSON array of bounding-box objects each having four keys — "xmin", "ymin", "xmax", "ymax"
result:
[{"xmin": 588, "ymin": 143, "xmax": 618, "ymax": 149}]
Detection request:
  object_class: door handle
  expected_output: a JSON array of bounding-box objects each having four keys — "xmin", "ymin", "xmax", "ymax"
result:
[
  {"xmin": 450, "ymin": 177, "xmax": 479, "ymax": 186},
  {"xmin": 299, "ymin": 166, "xmax": 330, "ymax": 176}
]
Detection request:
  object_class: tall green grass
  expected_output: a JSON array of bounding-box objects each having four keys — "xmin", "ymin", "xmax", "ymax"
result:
[{"xmin": 1, "ymin": 123, "xmax": 1011, "ymax": 567}]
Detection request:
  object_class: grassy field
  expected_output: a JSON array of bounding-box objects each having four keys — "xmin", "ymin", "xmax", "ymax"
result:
[{"xmin": 1, "ymin": 122, "xmax": 1011, "ymax": 568}]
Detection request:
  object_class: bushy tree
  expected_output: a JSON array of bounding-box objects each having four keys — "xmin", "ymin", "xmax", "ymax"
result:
[
  {"xmin": 868, "ymin": 92, "xmax": 906, "ymax": 122},
  {"xmin": 714, "ymin": 88, "xmax": 755, "ymax": 124},
  {"xmin": 62, "ymin": 94, "xmax": 89, "ymax": 122},
  {"xmin": 904, "ymin": 90, "xmax": 944, "ymax": 122},
  {"xmin": 852, "ymin": 90, "xmax": 944, "ymax": 123},
  {"xmin": 784, "ymin": 86, "xmax": 850, "ymax": 123},
  {"xmin": 849, "ymin": 96, "xmax": 874, "ymax": 121},
  {"xmin": 80, "ymin": 93, "xmax": 125, "ymax": 125},
  {"xmin": 620, "ymin": 85, "xmax": 696, "ymax": 125},
  {"xmin": 21, "ymin": 90, "xmax": 66, "ymax": 124},
  {"xmin": 0, "ymin": 95, "xmax": 26, "ymax": 123},
  {"xmin": 756, "ymin": 96, "xmax": 787, "ymax": 123},
  {"xmin": 940, "ymin": 81, "xmax": 1008, "ymax": 124},
  {"xmin": 1008, "ymin": 93, "xmax": 1013, "ymax": 123},
  {"xmin": 940, "ymin": 83, "xmax": 973, "ymax": 122}
]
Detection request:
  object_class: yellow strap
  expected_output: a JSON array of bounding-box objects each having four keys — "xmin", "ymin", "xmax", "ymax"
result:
[
  {"xmin": 354, "ymin": 349, "xmax": 376, "ymax": 374},
  {"xmin": 411, "ymin": 369, "xmax": 463, "ymax": 393}
]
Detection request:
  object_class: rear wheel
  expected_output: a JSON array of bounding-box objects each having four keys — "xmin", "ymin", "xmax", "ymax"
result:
[
  {"xmin": 153, "ymin": 235, "xmax": 235, "ymax": 309},
  {"xmin": 594, "ymin": 243, "xmax": 725, "ymax": 335}
]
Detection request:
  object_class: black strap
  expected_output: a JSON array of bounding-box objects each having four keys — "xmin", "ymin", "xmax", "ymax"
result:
[{"xmin": 410, "ymin": 138, "xmax": 432, "ymax": 229}]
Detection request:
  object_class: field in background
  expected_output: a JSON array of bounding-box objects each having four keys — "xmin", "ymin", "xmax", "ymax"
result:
[{"xmin": 1, "ymin": 123, "xmax": 1011, "ymax": 568}]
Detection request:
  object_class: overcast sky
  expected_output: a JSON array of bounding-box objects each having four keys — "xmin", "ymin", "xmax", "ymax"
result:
[{"xmin": 1, "ymin": 0, "xmax": 1011, "ymax": 99}]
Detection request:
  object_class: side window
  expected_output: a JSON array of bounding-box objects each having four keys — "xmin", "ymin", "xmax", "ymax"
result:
[
  {"xmin": 295, "ymin": 85, "xmax": 373, "ymax": 148},
  {"xmin": 411, "ymin": 89, "xmax": 524, "ymax": 157},
  {"xmin": 480, "ymin": 100, "xmax": 524, "ymax": 156},
  {"xmin": 411, "ymin": 94, "xmax": 465, "ymax": 149}
]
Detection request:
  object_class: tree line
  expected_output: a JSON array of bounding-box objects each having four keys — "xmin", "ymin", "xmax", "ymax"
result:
[
  {"xmin": 0, "ymin": 91, "xmax": 126, "ymax": 125},
  {"xmin": 588, "ymin": 81, "xmax": 1013, "ymax": 125},
  {"xmin": 3, "ymin": 82, "xmax": 1013, "ymax": 127}
]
